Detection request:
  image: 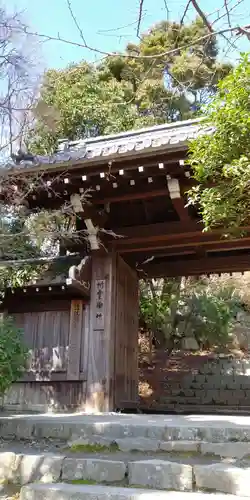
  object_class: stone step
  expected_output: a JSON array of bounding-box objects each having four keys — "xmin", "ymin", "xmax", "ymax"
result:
[
  {"xmin": 19, "ymin": 483, "xmax": 250, "ymax": 500},
  {"xmin": 2, "ymin": 449, "xmax": 250, "ymax": 496},
  {"xmin": 3, "ymin": 413, "xmax": 250, "ymax": 443},
  {"xmin": 69, "ymin": 436, "xmax": 250, "ymax": 457},
  {"xmin": 3, "ymin": 447, "xmax": 250, "ymax": 497}
]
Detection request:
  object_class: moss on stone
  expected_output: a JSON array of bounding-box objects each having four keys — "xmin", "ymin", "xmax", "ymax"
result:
[
  {"xmin": 68, "ymin": 442, "xmax": 119, "ymax": 453},
  {"xmin": 69, "ymin": 479, "xmax": 98, "ymax": 485}
]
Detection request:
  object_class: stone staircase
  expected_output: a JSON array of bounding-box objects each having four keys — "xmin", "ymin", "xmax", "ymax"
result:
[{"xmin": 1, "ymin": 413, "xmax": 250, "ymax": 499}]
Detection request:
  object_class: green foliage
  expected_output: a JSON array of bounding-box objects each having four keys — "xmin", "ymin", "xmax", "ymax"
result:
[
  {"xmin": 188, "ymin": 54, "xmax": 250, "ymax": 231},
  {"xmin": 140, "ymin": 278, "xmax": 241, "ymax": 349},
  {"xmin": 182, "ymin": 285, "xmax": 241, "ymax": 347},
  {"xmin": 0, "ymin": 317, "xmax": 28, "ymax": 396},
  {"xmin": 29, "ymin": 18, "xmax": 231, "ymax": 153},
  {"xmin": 69, "ymin": 442, "xmax": 118, "ymax": 453},
  {"xmin": 0, "ymin": 212, "xmax": 47, "ymax": 292}
]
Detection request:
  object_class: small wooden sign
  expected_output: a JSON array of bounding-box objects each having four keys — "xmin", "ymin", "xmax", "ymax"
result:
[{"xmin": 93, "ymin": 279, "xmax": 105, "ymax": 330}]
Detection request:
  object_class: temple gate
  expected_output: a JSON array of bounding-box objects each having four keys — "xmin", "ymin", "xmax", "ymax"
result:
[{"xmin": 2, "ymin": 118, "xmax": 250, "ymax": 412}]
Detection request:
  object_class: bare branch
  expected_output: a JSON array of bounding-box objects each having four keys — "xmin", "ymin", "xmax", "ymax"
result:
[
  {"xmin": 180, "ymin": 0, "xmax": 191, "ymax": 25},
  {"xmin": 191, "ymin": 0, "xmax": 213, "ymax": 32},
  {"xmin": 137, "ymin": 0, "xmax": 145, "ymax": 37},
  {"xmin": 163, "ymin": 0, "xmax": 170, "ymax": 22},
  {"xmin": 224, "ymin": 0, "xmax": 232, "ymax": 27},
  {"xmin": 21, "ymin": 24, "xmax": 250, "ymax": 60},
  {"xmin": 66, "ymin": 0, "xmax": 87, "ymax": 46}
]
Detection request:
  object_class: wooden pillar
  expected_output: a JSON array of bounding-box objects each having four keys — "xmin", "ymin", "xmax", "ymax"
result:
[{"xmin": 83, "ymin": 253, "xmax": 139, "ymax": 412}]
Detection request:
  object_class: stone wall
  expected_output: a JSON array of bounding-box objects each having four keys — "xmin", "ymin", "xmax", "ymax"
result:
[{"xmin": 139, "ymin": 351, "xmax": 250, "ymax": 412}]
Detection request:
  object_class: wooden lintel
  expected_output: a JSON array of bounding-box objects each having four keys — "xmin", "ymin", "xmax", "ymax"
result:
[
  {"xmin": 93, "ymin": 188, "xmax": 169, "ymax": 205},
  {"xmin": 142, "ymin": 254, "xmax": 250, "ymax": 278},
  {"xmin": 111, "ymin": 223, "xmax": 250, "ymax": 252},
  {"xmin": 111, "ymin": 221, "xmax": 201, "ymax": 241},
  {"xmin": 117, "ymin": 234, "xmax": 250, "ymax": 254}
]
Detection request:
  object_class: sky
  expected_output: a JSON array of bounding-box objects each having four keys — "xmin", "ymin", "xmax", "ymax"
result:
[{"xmin": 6, "ymin": 0, "xmax": 250, "ymax": 70}]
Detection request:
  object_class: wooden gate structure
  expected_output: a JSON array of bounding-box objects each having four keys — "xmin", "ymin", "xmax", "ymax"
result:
[{"xmin": 2, "ymin": 117, "xmax": 250, "ymax": 412}]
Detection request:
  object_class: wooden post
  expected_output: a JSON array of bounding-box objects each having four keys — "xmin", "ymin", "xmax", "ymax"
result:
[{"xmin": 84, "ymin": 253, "xmax": 139, "ymax": 412}]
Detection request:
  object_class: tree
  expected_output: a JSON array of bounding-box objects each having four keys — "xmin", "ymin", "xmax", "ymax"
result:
[
  {"xmin": 0, "ymin": 7, "xmax": 40, "ymax": 156},
  {"xmin": 29, "ymin": 18, "xmax": 231, "ymax": 154},
  {"xmin": 188, "ymin": 54, "xmax": 250, "ymax": 232}
]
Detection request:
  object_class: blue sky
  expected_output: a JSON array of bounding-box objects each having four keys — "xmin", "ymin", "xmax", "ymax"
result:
[{"xmin": 7, "ymin": 0, "xmax": 250, "ymax": 69}]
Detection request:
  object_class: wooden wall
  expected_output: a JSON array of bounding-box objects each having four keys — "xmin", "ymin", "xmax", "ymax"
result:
[{"xmin": 4, "ymin": 297, "xmax": 88, "ymax": 412}]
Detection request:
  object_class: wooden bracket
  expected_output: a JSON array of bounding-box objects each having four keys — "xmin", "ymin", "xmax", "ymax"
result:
[{"xmin": 167, "ymin": 178, "xmax": 191, "ymax": 222}]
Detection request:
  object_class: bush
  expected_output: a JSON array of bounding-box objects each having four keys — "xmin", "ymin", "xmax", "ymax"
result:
[
  {"xmin": 0, "ymin": 316, "xmax": 28, "ymax": 396},
  {"xmin": 139, "ymin": 278, "xmax": 242, "ymax": 350}
]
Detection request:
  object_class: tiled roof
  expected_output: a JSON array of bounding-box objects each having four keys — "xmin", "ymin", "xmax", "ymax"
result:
[{"xmin": 6, "ymin": 117, "xmax": 214, "ymax": 170}]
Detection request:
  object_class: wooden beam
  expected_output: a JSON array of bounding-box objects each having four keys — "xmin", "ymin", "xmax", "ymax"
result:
[
  {"xmin": 111, "ymin": 221, "xmax": 202, "ymax": 241},
  {"xmin": 93, "ymin": 188, "xmax": 169, "ymax": 205},
  {"xmin": 126, "ymin": 235, "xmax": 250, "ymax": 266},
  {"xmin": 141, "ymin": 254, "xmax": 250, "ymax": 278},
  {"xmin": 171, "ymin": 198, "xmax": 191, "ymax": 222},
  {"xmin": 111, "ymin": 223, "xmax": 250, "ymax": 252}
]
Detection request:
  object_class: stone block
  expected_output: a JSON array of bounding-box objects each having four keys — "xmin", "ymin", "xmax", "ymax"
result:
[
  {"xmin": 225, "ymin": 378, "xmax": 238, "ymax": 390},
  {"xmin": 116, "ymin": 437, "xmax": 159, "ymax": 452},
  {"xmin": 205, "ymin": 389, "xmax": 219, "ymax": 401},
  {"xmin": 190, "ymin": 381, "xmax": 203, "ymax": 390},
  {"xmin": 120, "ymin": 424, "xmax": 149, "ymax": 438},
  {"xmin": 62, "ymin": 458, "xmax": 126, "ymax": 483},
  {"xmin": 193, "ymin": 375, "xmax": 206, "ymax": 384},
  {"xmin": 164, "ymin": 426, "xmax": 199, "ymax": 441},
  {"xmin": 12, "ymin": 453, "xmax": 64, "ymax": 485},
  {"xmin": 33, "ymin": 422, "xmax": 73, "ymax": 440},
  {"xmin": 240, "ymin": 378, "xmax": 250, "ymax": 389},
  {"xmin": 194, "ymin": 463, "xmax": 250, "ymax": 496},
  {"xmin": 183, "ymin": 389, "xmax": 195, "ymax": 397},
  {"xmin": 200, "ymin": 441, "xmax": 250, "ymax": 458},
  {"xmin": 197, "ymin": 427, "xmax": 230, "ymax": 443},
  {"xmin": 159, "ymin": 440, "xmax": 199, "ymax": 452},
  {"xmin": 0, "ymin": 452, "xmax": 16, "ymax": 481},
  {"xmin": 182, "ymin": 376, "xmax": 195, "ymax": 388},
  {"xmin": 147, "ymin": 426, "xmax": 165, "ymax": 440},
  {"xmin": 213, "ymin": 390, "xmax": 231, "ymax": 404},
  {"xmin": 128, "ymin": 459, "xmax": 192, "ymax": 491},
  {"xmin": 20, "ymin": 483, "xmax": 198, "ymax": 500}
]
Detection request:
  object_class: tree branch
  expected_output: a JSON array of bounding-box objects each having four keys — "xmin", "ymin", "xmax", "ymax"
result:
[
  {"xmin": 66, "ymin": 0, "xmax": 87, "ymax": 46},
  {"xmin": 191, "ymin": 0, "xmax": 213, "ymax": 32},
  {"xmin": 137, "ymin": 0, "xmax": 145, "ymax": 37},
  {"xmin": 21, "ymin": 24, "xmax": 250, "ymax": 60}
]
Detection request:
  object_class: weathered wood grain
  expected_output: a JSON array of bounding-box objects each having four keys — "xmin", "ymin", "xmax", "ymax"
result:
[{"xmin": 67, "ymin": 300, "xmax": 84, "ymax": 380}]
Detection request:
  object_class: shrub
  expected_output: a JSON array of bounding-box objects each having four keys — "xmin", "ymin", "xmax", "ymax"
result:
[
  {"xmin": 0, "ymin": 316, "xmax": 28, "ymax": 396},
  {"xmin": 139, "ymin": 278, "xmax": 242, "ymax": 350}
]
